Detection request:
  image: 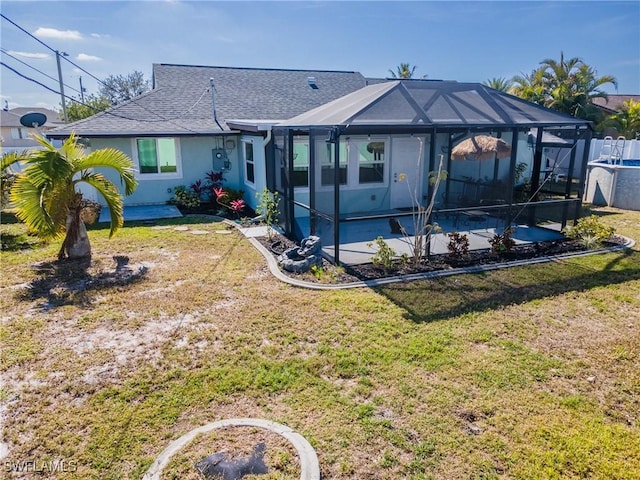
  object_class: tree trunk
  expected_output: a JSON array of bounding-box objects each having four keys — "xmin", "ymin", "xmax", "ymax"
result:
[{"xmin": 58, "ymin": 207, "xmax": 91, "ymax": 260}]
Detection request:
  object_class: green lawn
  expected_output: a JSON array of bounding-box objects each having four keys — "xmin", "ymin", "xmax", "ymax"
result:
[{"xmin": 1, "ymin": 207, "xmax": 639, "ymax": 479}]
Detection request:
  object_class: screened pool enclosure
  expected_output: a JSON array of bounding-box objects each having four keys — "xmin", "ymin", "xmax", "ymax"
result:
[{"xmin": 268, "ymin": 80, "xmax": 593, "ymax": 265}]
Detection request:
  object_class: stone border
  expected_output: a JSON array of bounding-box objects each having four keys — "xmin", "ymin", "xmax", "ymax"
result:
[
  {"xmin": 241, "ymin": 226, "xmax": 636, "ymax": 290},
  {"xmin": 142, "ymin": 418, "xmax": 320, "ymax": 480}
]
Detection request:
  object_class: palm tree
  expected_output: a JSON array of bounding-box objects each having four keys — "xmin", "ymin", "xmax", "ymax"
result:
[
  {"xmin": 482, "ymin": 77, "xmax": 513, "ymax": 92},
  {"xmin": 9, "ymin": 134, "xmax": 137, "ymax": 260},
  {"xmin": 603, "ymin": 100, "xmax": 640, "ymax": 139},
  {"xmin": 510, "ymin": 67, "xmax": 547, "ymax": 104},
  {"xmin": 388, "ymin": 63, "xmax": 417, "ymax": 79},
  {"xmin": 529, "ymin": 52, "xmax": 617, "ymax": 119}
]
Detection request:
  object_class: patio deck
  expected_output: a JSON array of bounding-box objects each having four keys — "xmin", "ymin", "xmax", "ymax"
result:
[{"xmin": 296, "ymin": 212, "xmax": 564, "ymax": 265}]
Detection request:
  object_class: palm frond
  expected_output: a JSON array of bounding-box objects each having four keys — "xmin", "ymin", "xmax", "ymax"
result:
[
  {"xmin": 1, "ymin": 150, "xmax": 29, "ymax": 171},
  {"xmin": 78, "ymin": 149, "xmax": 138, "ymax": 195},
  {"xmin": 9, "ymin": 175, "xmax": 62, "ymax": 239}
]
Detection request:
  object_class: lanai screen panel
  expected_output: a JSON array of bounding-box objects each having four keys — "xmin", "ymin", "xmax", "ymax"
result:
[{"xmin": 352, "ymin": 87, "xmax": 425, "ymax": 124}]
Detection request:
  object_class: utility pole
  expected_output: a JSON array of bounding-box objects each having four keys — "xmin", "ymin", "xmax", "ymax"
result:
[
  {"xmin": 79, "ymin": 76, "xmax": 86, "ymax": 102},
  {"xmin": 56, "ymin": 50, "xmax": 68, "ymax": 123}
]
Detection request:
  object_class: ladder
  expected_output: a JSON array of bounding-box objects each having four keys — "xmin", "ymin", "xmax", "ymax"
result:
[
  {"xmin": 598, "ymin": 136, "xmax": 626, "ymax": 164},
  {"xmin": 611, "ymin": 136, "xmax": 626, "ymax": 164}
]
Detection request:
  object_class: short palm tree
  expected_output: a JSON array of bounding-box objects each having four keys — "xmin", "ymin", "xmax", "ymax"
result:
[{"xmin": 9, "ymin": 133, "xmax": 137, "ymax": 260}]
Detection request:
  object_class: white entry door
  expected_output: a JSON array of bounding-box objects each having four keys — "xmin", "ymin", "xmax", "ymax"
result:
[{"xmin": 390, "ymin": 137, "xmax": 425, "ymax": 209}]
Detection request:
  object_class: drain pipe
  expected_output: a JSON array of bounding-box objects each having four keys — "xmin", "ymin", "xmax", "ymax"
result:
[{"xmin": 209, "ymin": 78, "xmax": 224, "ymax": 131}]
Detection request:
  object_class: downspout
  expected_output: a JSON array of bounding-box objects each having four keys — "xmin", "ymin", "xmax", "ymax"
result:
[{"xmin": 209, "ymin": 78, "xmax": 224, "ymax": 131}]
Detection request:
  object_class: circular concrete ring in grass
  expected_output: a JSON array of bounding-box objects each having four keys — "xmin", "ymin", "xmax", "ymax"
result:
[{"xmin": 142, "ymin": 418, "xmax": 320, "ymax": 480}]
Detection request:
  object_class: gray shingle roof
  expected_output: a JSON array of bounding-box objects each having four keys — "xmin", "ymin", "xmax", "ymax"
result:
[{"xmin": 49, "ymin": 64, "xmax": 368, "ymax": 137}]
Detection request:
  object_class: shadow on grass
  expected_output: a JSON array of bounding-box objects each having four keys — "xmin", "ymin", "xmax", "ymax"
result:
[
  {"xmin": 1, "ymin": 211, "xmax": 46, "ymax": 251},
  {"xmin": 377, "ymin": 249, "xmax": 640, "ymax": 323},
  {"xmin": 19, "ymin": 255, "xmax": 148, "ymax": 310}
]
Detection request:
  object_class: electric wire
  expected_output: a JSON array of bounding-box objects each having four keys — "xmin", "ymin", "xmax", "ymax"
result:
[
  {"xmin": 2, "ymin": 61, "xmax": 216, "ymax": 136},
  {"xmin": 1, "ymin": 48, "xmax": 82, "ymax": 95},
  {"xmin": 1, "ymin": 61, "xmax": 62, "ymax": 97},
  {"xmin": 1, "ymin": 14, "xmax": 213, "ymax": 134}
]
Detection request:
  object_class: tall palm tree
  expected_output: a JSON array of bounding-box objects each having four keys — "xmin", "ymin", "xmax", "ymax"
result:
[
  {"xmin": 482, "ymin": 77, "xmax": 513, "ymax": 93},
  {"xmin": 518, "ymin": 52, "xmax": 617, "ymax": 120},
  {"xmin": 388, "ymin": 63, "xmax": 417, "ymax": 79},
  {"xmin": 9, "ymin": 134, "xmax": 137, "ymax": 260}
]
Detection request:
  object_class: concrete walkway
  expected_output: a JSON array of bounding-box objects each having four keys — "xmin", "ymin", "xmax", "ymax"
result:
[{"xmin": 98, "ymin": 204, "xmax": 182, "ymax": 223}]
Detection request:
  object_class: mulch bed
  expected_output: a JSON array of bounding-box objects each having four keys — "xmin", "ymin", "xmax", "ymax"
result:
[{"xmin": 256, "ymin": 233, "xmax": 627, "ymax": 285}]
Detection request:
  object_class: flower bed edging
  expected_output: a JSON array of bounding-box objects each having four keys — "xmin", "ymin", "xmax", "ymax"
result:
[{"xmin": 245, "ymin": 234, "xmax": 636, "ymax": 290}]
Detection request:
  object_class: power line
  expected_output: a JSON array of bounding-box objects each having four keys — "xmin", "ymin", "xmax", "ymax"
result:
[
  {"xmin": 1, "ymin": 48, "xmax": 82, "ymax": 95},
  {"xmin": 1, "ymin": 62, "xmax": 213, "ymax": 134},
  {"xmin": 1, "ymin": 61, "xmax": 62, "ymax": 97},
  {"xmin": 1, "ymin": 14, "xmax": 213, "ymax": 133},
  {"xmin": 0, "ymin": 13, "xmax": 55, "ymax": 54}
]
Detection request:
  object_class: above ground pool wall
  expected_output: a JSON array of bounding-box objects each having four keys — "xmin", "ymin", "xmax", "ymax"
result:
[{"xmin": 585, "ymin": 162, "xmax": 640, "ymax": 211}]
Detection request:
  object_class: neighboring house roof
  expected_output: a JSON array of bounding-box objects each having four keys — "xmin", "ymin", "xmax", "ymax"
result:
[
  {"xmin": 278, "ymin": 80, "xmax": 591, "ymax": 130},
  {"xmin": 1, "ymin": 107, "xmax": 63, "ymax": 128},
  {"xmin": 1, "ymin": 108, "xmax": 64, "ymax": 152},
  {"xmin": 592, "ymin": 94, "xmax": 640, "ymax": 114},
  {"xmin": 48, "ymin": 64, "xmax": 368, "ymax": 138}
]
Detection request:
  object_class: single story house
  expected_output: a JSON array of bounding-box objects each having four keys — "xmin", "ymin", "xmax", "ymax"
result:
[
  {"xmin": 48, "ymin": 64, "xmax": 370, "ymax": 213},
  {"xmin": 49, "ymin": 64, "xmax": 593, "ymax": 264}
]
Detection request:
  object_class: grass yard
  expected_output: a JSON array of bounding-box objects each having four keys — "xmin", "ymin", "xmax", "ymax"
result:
[{"xmin": 1, "ymin": 207, "xmax": 639, "ymax": 479}]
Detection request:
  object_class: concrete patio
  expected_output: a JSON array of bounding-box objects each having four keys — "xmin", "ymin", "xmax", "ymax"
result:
[{"xmin": 296, "ymin": 213, "xmax": 565, "ymax": 265}]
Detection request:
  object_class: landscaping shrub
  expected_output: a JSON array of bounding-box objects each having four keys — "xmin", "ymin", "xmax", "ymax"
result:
[
  {"xmin": 564, "ymin": 215, "xmax": 615, "ymax": 248},
  {"xmin": 490, "ymin": 227, "xmax": 516, "ymax": 254},
  {"xmin": 172, "ymin": 185, "xmax": 200, "ymax": 209},
  {"xmin": 447, "ymin": 232, "xmax": 470, "ymax": 258}
]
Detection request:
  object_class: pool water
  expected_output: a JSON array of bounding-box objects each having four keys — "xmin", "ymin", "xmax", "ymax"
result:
[{"xmin": 595, "ymin": 159, "xmax": 640, "ymax": 167}]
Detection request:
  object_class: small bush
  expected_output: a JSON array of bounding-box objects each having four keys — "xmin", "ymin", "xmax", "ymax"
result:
[
  {"xmin": 256, "ymin": 188, "xmax": 280, "ymax": 241},
  {"xmin": 447, "ymin": 232, "xmax": 470, "ymax": 258},
  {"xmin": 563, "ymin": 215, "xmax": 615, "ymax": 248},
  {"xmin": 367, "ymin": 236, "xmax": 397, "ymax": 272},
  {"xmin": 172, "ymin": 185, "xmax": 200, "ymax": 209},
  {"xmin": 490, "ymin": 227, "xmax": 516, "ymax": 254}
]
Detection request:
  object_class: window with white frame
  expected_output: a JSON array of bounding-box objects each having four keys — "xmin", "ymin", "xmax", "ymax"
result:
[
  {"xmin": 135, "ymin": 138, "xmax": 179, "ymax": 175},
  {"xmin": 357, "ymin": 140, "xmax": 385, "ymax": 184},
  {"xmin": 243, "ymin": 141, "xmax": 255, "ymax": 184}
]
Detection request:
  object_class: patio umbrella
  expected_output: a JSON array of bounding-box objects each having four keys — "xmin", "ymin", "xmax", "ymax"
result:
[{"xmin": 451, "ymin": 135, "xmax": 511, "ymax": 160}]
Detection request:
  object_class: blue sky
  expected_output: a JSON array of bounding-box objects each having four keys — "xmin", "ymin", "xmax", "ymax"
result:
[{"xmin": 1, "ymin": 0, "xmax": 639, "ymax": 111}]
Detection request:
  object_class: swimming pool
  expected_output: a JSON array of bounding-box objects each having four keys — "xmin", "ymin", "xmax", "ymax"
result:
[
  {"xmin": 585, "ymin": 159, "xmax": 640, "ymax": 210},
  {"xmin": 597, "ymin": 159, "xmax": 640, "ymax": 167}
]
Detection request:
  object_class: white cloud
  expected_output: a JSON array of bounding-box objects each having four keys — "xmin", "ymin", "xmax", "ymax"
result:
[
  {"xmin": 34, "ymin": 27, "xmax": 82, "ymax": 40},
  {"xmin": 7, "ymin": 51, "xmax": 51, "ymax": 60},
  {"xmin": 90, "ymin": 33, "xmax": 110, "ymax": 39},
  {"xmin": 76, "ymin": 53, "xmax": 102, "ymax": 62}
]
